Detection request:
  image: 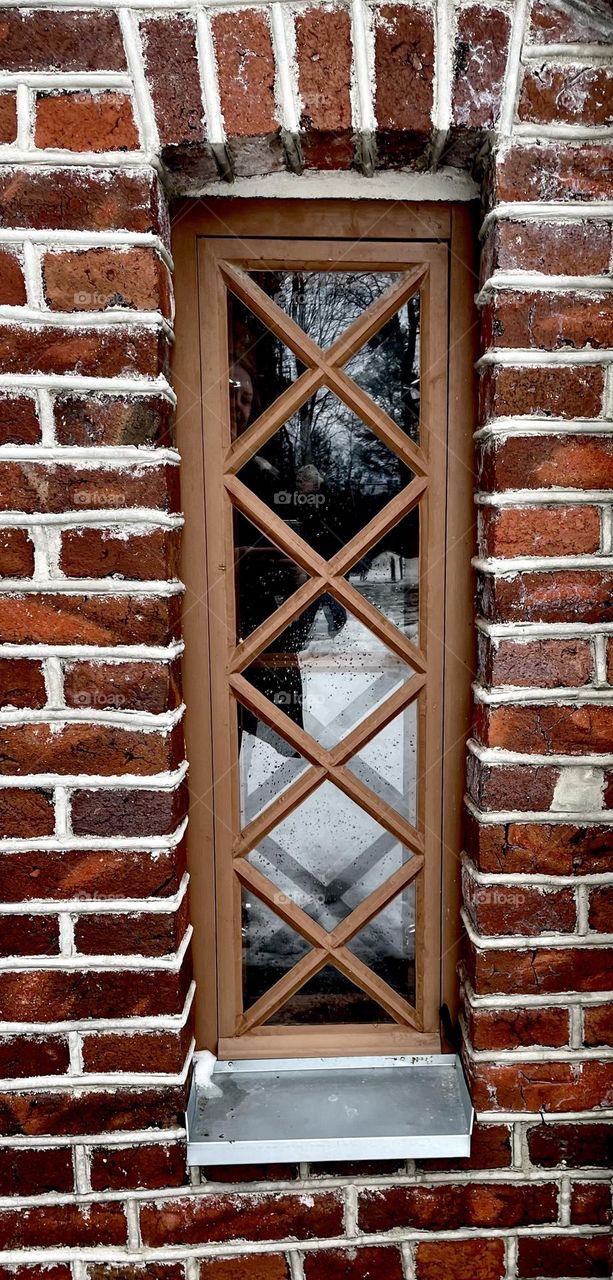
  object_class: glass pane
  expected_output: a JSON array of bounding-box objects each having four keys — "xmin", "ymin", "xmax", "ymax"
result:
[
  {"xmin": 344, "ymin": 293, "xmax": 420, "ymax": 441},
  {"xmin": 345, "ymin": 508, "xmax": 419, "ymax": 641},
  {"xmin": 347, "ymin": 702, "xmax": 418, "ymax": 826},
  {"xmin": 266, "ymin": 965, "xmax": 394, "ymax": 1025},
  {"xmin": 247, "ymin": 781, "xmax": 414, "ymax": 930},
  {"xmin": 242, "ymin": 890, "xmax": 311, "ymax": 1010},
  {"xmin": 248, "ymin": 271, "xmax": 400, "ymax": 350},
  {"xmin": 228, "ymin": 291, "xmax": 305, "ymax": 434},
  {"xmin": 243, "ymin": 596, "xmax": 414, "ymax": 751},
  {"xmin": 238, "ymin": 701, "xmax": 310, "ymax": 828},
  {"xmin": 347, "ymin": 885, "xmax": 416, "ymax": 1004},
  {"xmin": 235, "ymin": 516, "xmax": 308, "ymax": 640},
  {"xmin": 238, "ymin": 389, "xmax": 413, "ymax": 558}
]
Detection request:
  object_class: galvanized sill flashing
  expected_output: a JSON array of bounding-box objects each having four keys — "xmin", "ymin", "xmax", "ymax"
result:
[{"xmin": 186, "ymin": 1053, "xmax": 474, "ymax": 1165}]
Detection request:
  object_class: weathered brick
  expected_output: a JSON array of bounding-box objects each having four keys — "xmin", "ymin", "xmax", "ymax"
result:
[
  {"xmin": 465, "ymin": 1058, "xmax": 613, "ymax": 1113},
  {"xmin": 0, "ymin": 1146, "xmax": 73, "ymax": 1196},
  {"xmin": 477, "ymin": 703, "xmax": 613, "ymax": 756},
  {"xmin": 64, "ymin": 659, "xmax": 181, "ymax": 714},
  {"xmin": 0, "ymin": 395, "xmax": 40, "ymax": 445},
  {"xmin": 479, "ymin": 364, "xmax": 605, "ymax": 421},
  {"xmin": 0, "ymin": 250, "xmax": 25, "ymax": 305},
  {"xmin": 0, "ymin": 1266, "xmax": 71, "ymax": 1280},
  {"xmin": 495, "ymin": 145, "xmax": 613, "ymax": 203},
  {"xmin": 0, "ymin": 1034, "xmax": 69, "ymax": 1079},
  {"xmin": 43, "ymin": 247, "xmax": 172, "ymax": 316},
  {"xmin": 0, "ymin": 593, "xmax": 181, "ymax": 646},
  {"xmin": 452, "ymin": 6, "xmax": 510, "ymax": 128},
  {"xmin": 0, "ymin": 788, "xmax": 54, "ymax": 839},
  {"xmin": 375, "ymin": 5, "xmax": 434, "ymax": 164},
  {"xmin": 0, "ymin": 169, "xmax": 163, "ymax": 234},
  {"xmin": 484, "ymin": 292, "xmax": 612, "ymax": 351},
  {"xmin": 588, "ymin": 886, "xmax": 613, "ymax": 933},
  {"xmin": 0, "ymin": 1085, "xmax": 187, "ymax": 1137},
  {"xmin": 0, "ymin": 723, "xmax": 183, "ymax": 777},
  {"xmin": 479, "ymin": 434, "xmax": 613, "ymax": 491},
  {"xmin": 304, "ymin": 1247, "xmax": 403, "ymax": 1280},
  {"xmin": 481, "ymin": 635, "xmax": 593, "ymax": 689},
  {"xmin": 517, "ymin": 1233, "xmax": 611, "ymax": 1277},
  {"xmin": 0, "ymin": 914, "xmax": 58, "ymax": 958},
  {"xmin": 530, "ymin": 0, "xmax": 611, "ymax": 43},
  {"xmin": 75, "ymin": 899, "xmax": 188, "ymax": 956},
  {"xmin": 571, "ymin": 1181, "xmax": 612, "ymax": 1226},
  {"xmin": 90, "ymin": 1267, "xmax": 184, "ymax": 1280},
  {"xmin": 140, "ymin": 1192, "xmax": 344, "ymax": 1245},
  {"xmin": 415, "ymin": 1239, "xmax": 505, "ymax": 1280},
  {"xmin": 0, "ymin": 462, "xmax": 177, "ymax": 513},
  {"xmin": 0, "ymin": 658, "xmax": 46, "ymax": 709},
  {"xmin": 212, "ymin": 10, "xmax": 281, "ymax": 176},
  {"xmin": 359, "ymin": 1182, "xmax": 558, "ymax": 1232},
  {"xmin": 467, "ymin": 1003, "xmax": 570, "ymax": 1051},
  {"xmin": 0, "ymin": 1204, "xmax": 127, "ymax": 1249},
  {"xmin": 463, "ymin": 867, "xmax": 576, "ymax": 935},
  {"xmin": 90, "ymin": 1141, "xmax": 188, "ymax": 1191},
  {"xmin": 71, "ymin": 784, "xmax": 188, "ymax": 838},
  {"xmin": 0, "ymin": 326, "xmax": 167, "ymax": 378},
  {"xmin": 0, "ymin": 842, "xmax": 186, "ymax": 902},
  {"xmin": 54, "ymin": 394, "xmax": 174, "ymax": 448},
  {"xmin": 479, "ymin": 569, "xmax": 613, "ymax": 625},
  {"xmin": 519, "ymin": 67, "xmax": 613, "ymax": 127},
  {"xmin": 465, "ymin": 818, "xmax": 613, "ymax": 877},
  {"xmin": 140, "ymin": 16, "xmax": 205, "ymax": 153},
  {"xmin": 0, "ymin": 93, "xmax": 17, "ymax": 144},
  {"xmin": 0, "ymin": 960, "xmax": 191, "ymax": 1022},
  {"xmin": 467, "ymin": 941, "xmax": 612, "ymax": 994},
  {"xmin": 467, "ymin": 758, "xmax": 557, "ymax": 811},
  {"xmin": 584, "ymin": 1004, "xmax": 613, "ymax": 1048},
  {"xmin": 82, "ymin": 1023, "xmax": 191, "ymax": 1075},
  {"xmin": 0, "ymin": 527, "xmax": 33, "ymax": 576},
  {"xmin": 199, "ymin": 1260, "xmax": 289, "ymax": 1280},
  {"xmin": 482, "ymin": 220, "xmax": 612, "ymax": 279},
  {"xmin": 60, "ymin": 527, "xmax": 181, "ymax": 580},
  {"xmin": 0, "ymin": 10, "xmax": 126, "ymax": 71},
  {"xmin": 296, "ymin": 8, "xmax": 353, "ymax": 169},
  {"xmin": 202, "ymin": 1163, "xmax": 297, "ymax": 1184},
  {"xmin": 35, "ymin": 92, "xmax": 139, "ymax": 153},
  {"xmin": 415, "ymin": 1122, "xmax": 512, "ymax": 1173},
  {"xmin": 480, "ymin": 504, "xmax": 601, "ymax": 558}
]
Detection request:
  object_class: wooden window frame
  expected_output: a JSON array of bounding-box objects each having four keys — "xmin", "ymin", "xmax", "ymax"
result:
[{"xmin": 172, "ymin": 200, "xmax": 477, "ymax": 1059}]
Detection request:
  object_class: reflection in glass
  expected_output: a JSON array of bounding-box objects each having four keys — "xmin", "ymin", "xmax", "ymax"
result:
[
  {"xmin": 348, "ymin": 885, "xmax": 416, "ymax": 1004},
  {"xmin": 344, "ymin": 293, "xmax": 420, "ymax": 441},
  {"xmin": 345, "ymin": 508, "xmax": 419, "ymax": 642},
  {"xmin": 234, "ymin": 516, "xmax": 307, "ymax": 640},
  {"xmin": 243, "ymin": 596, "xmax": 413, "ymax": 751},
  {"xmin": 238, "ymin": 710, "xmax": 310, "ymax": 827},
  {"xmin": 242, "ymin": 890, "xmax": 311, "ymax": 1010},
  {"xmin": 347, "ymin": 703, "xmax": 418, "ymax": 826},
  {"xmin": 228, "ymin": 291, "xmax": 305, "ymax": 433},
  {"xmin": 248, "ymin": 271, "xmax": 400, "ymax": 349},
  {"xmin": 267, "ymin": 965, "xmax": 394, "ymax": 1025},
  {"xmin": 247, "ymin": 781, "xmax": 413, "ymax": 930}
]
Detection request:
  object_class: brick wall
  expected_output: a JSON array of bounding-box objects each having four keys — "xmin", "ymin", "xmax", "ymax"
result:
[{"xmin": 0, "ymin": 2, "xmax": 611, "ymax": 1278}]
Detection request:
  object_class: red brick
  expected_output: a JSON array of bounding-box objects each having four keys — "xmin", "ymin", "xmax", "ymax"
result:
[
  {"xmin": 479, "ymin": 569, "xmax": 613, "ymax": 625},
  {"xmin": 484, "ymin": 292, "xmax": 612, "ymax": 351},
  {"xmin": 0, "ymin": 961, "xmax": 190, "ymax": 1022},
  {"xmin": 479, "ymin": 434, "xmax": 613, "ymax": 492},
  {"xmin": 199, "ymin": 1260, "xmax": 289, "ymax": 1280},
  {"xmin": 55, "ymin": 394, "xmax": 174, "ymax": 448},
  {"xmin": 584, "ymin": 1004, "xmax": 613, "ymax": 1048},
  {"xmin": 482, "ymin": 220, "xmax": 612, "ymax": 279},
  {"xmin": 483, "ymin": 636, "xmax": 593, "ymax": 688},
  {"xmin": 35, "ymin": 92, "xmax": 138, "ymax": 153},
  {"xmin": 0, "ymin": 1034, "xmax": 69, "ymax": 1078},
  {"xmin": 479, "ymin": 364, "xmax": 605, "ymax": 421},
  {"xmin": 530, "ymin": 0, "xmax": 611, "ymax": 42},
  {"xmin": 0, "ymin": 10, "xmax": 126, "ymax": 71},
  {"xmin": 140, "ymin": 1192, "xmax": 344, "ymax": 1246},
  {"xmin": 0, "ymin": 250, "xmax": 25, "ymax": 304},
  {"xmin": 467, "ymin": 1003, "xmax": 570, "ymax": 1051},
  {"xmin": 71, "ymin": 784, "xmax": 188, "ymax": 838},
  {"xmin": 0, "ymin": 1145, "xmax": 73, "ymax": 1196},
  {"xmin": 467, "ymin": 941, "xmax": 612, "ymax": 994},
  {"xmin": 495, "ymin": 144, "xmax": 613, "ymax": 203},
  {"xmin": 480, "ymin": 504, "xmax": 601, "ymax": 557},
  {"xmin": 75, "ymin": 900, "xmax": 188, "ymax": 956},
  {"xmin": 0, "ymin": 1268, "xmax": 71, "ymax": 1280},
  {"xmin": 0, "ymin": 1084, "xmax": 187, "ymax": 1137},
  {"xmin": 519, "ymin": 67, "xmax": 613, "ymax": 127},
  {"xmin": 0, "ymin": 395, "xmax": 40, "ymax": 445},
  {"xmin": 90, "ymin": 1268, "xmax": 184, "ymax": 1280},
  {"xmin": 0, "ymin": 169, "xmax": 163, "ymax": 234},
  {"xmin": 90, "ymin": 1141, "xmax": 188, "ymax": 1191},
  {"xmin": 359, "ymin": 1182, "xmax": 558, "ymax": 1232},
  {"xmin": 452, "ymin": 6, "xmax": 510, "ymax": 128},
  {"xmin": 82, "ymin": 1024, "xmax": 191, "ymax": 1075},
  {"xmin": 296, "ymin": 8, "xmax": 353, "ymax": 169},
  {"xmin": 415, "ymin": 1239, "xmax": 505, "ymax": 1280},
  {"xmin": 202, "ymin": 1163, "xmax": 297, "ymax": 1184},
  {"xmin": 0, "ymin": 528, "xmax": 33, "ymax": 577},
  {"xmin": 465, "ymin": 819, "xmax": 613, "ymax": 877},
  {"xmin": 375, "ymin": 5, "xmax": 434, "ymax": 164},
  {"xmin": 60, "ymin": 527, "xmax": 181, "ymax": 580},
  {"xmin": 517, "ymin": 1233, "xmax": 611, "ymax": 1277},
  {"xmin": 467, "ymin": 758, "xmax": 557, "ymax": 811},
  {"xmin": 0, "ymin": 1203, "xmax": 127, "ymax": 1248},
  {"xmin": 0, "ymin": 93, "xmax": 16, "ymax": 144},
  {"xmin": 43, "ymin": 247, "xmax": 171, "ymax": 316},
  {"xmin": 571, "ymin": 1181, "xmax": 612, "ymax": 1226},
  {"xmin": 0, "ymin": 593, "xmax": 181, "ymax": 646},
  {"xmin": 304, "ymin": 1247, "xmax": 403, "ymax": 1280},
  {"xmin": 0, "ymin": 658, "xmax": 46, "ymax": 709},
  {"xmin": 0, "ymin": 788, "xmax": 54, "ymax": 838},
  {"xmin": 212, "ymin": 11, "xmax": 281, "ymax": 175},
  {"xmin": 0, "ymin": 723, "xmax": 183, "ymax": 777},
  {"xmin": 140, "ymin": 16, "xmax": 205, "ymax": 151},
  {"xmin": 588, "ymin": 886, "xmax": 613, "ymax": 933},
  {"xmin": 0, "ymin": 914, "xmax": 58, "ymax": 958},
  {"xmin": 0, "ymin": 462, "xmax": 177, "ymax": 513},
  {"xmin": 415, "ymin": 1122, "xmax": 512, "ymax": 1173},
  {"xmin": 477, "ymin": 703, "xmax": 613, "ymax": 756},
  {"xmin": 0, "ymin": 842, "xmax": 185, "ymax": 903},
  {"xmin": 64, "ymin": 659, "xmax": 181, "ymax": 714},
  {"xmin": 464, "ymin": 869, "xmax": 576, "ymax": 935},
  {"xmin": 0, "ymin": 326, "xmax": 167, "ymax": 379},
  {"xmin": 466, "ymin": 1058, "xmax": 613, "ymax": 1113}
]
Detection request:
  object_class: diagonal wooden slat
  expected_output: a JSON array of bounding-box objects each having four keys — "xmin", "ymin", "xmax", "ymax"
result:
[
  {"xmin": 330, "ymin": 947, "xmax": 420, "ymax": 1027},
  {"xmin": 328, "ymin": 855, "xmax": 424, "ymax": 948},
  {"xmin": 234, "ymin": 761, "xmax": 327, "ymax": 859},
  {"xmin": 235, "ymin": 858, "xmax": 330, "ymax": 948},
  {"xmin": 237, "ymin": 948, "xmax": 328, "ymax": 1034},
  {"xmin": 329, "ymin": 672, "xmax": 426, "ymax": 765},
  {"xmin": 325, "ymin": 265, "xmax": 427, "ymax": 370},
  {"xmin": 226, "ymin": 366, "xmax": 324, "ymax": 474}
]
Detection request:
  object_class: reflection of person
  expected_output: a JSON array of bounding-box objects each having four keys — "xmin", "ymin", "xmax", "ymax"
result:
[{"xmin": 230, "ymin": 361, "xmax": 347, "ymax": 755}]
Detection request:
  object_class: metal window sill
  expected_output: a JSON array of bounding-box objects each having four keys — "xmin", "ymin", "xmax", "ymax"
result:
[{"xmin": 186, "ymin": 1053, "xmax": 474, "ymax": 1165}]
